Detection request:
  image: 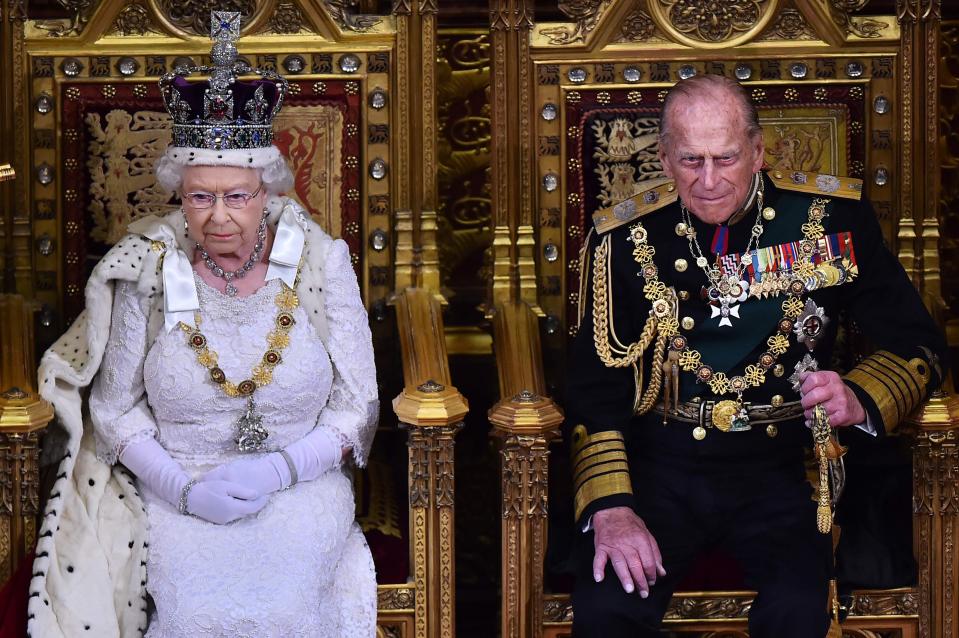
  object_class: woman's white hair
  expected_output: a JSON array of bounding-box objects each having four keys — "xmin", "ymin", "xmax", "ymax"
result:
[{"xmin": 154, "ymin": 145, "xmax": 294, "ymax": 195}]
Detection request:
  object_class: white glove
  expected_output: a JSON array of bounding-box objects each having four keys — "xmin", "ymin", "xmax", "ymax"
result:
[
  {"xmin": 119, "ymin": 437, "xmax": 191, "ymax": 506},
  {"xmin": 283, "ymin": 426, "xmax": 342, "ymax": 483},
  {"xmin": 186, "ymin": 480, "xmax": 269, "ymax": 525},
  {"xmin": 120, "ymin": 437, "xmax": 267, "ymax": 524},
  {"xmin": 201, "ymin": 456, "xmax": 284, "ymax": 497},
  {"xmin": 202, "ymin": 426, "xmax": 342, "ymax": 497}
]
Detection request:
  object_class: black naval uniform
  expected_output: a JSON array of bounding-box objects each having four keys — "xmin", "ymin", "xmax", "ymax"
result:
[{"xmin": 567, "ymin": 169, "xmax": 946, "ymax": 638}]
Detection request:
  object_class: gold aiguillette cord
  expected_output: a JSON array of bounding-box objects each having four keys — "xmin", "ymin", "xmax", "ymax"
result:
[{"xmin": 813, "ymin": 404, "xmax": 832, "ymax": 534}]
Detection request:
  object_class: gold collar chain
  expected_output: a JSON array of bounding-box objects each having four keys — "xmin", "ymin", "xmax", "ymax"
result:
[
  {"xmin": 180, "ymin": 282, "xmax": 299, "ymax": 397},
  {"xmin": 178, "ymin": 273, "xmax": 301, "ymax": 451}
]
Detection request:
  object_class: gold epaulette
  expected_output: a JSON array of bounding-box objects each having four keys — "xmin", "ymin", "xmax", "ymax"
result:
[
  {"xmin": 592, "ymin": 179, "xmax": 678, "ymax": 234},
  {"xmin": 766, "ymin": 169, "xmax": 863, "ymax": 200}
]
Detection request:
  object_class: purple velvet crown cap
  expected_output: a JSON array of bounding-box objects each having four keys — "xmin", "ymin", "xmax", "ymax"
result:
[{"xmin": 169, "ymin": 75, "xmax": 280, "ymax": 125}]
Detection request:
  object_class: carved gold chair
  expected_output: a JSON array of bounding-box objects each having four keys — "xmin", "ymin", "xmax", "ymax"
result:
[
  {"xmin": 0, "ymin": 3, "xmax": 464, "ymax": 637},
  {"xmin": 486, "ymin": 2, "xmax": 955, "ymax": 637}
]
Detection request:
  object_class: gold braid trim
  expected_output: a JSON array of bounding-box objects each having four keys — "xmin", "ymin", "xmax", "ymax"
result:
[
  {"xmin": 592, "ymin": 236, "xmax": 658, "ymax": 367},
  {"xmin": 576, "ymin": 227, "xmax": 595, "ymax": 329},
  {"xmin": 635, "ymin": 330, "xmax": 667, "ymax": 416}
]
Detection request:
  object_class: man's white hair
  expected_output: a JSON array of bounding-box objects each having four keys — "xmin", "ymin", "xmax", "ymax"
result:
[
  {"xmin": 154, "ymin": 145, "xmax": 294, "ymax": 195},
  {"xmin": 659, "ymin": 74, "xmax": 762, "ymax": 151}
]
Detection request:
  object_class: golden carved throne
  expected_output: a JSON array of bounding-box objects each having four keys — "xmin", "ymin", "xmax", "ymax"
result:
[
  {"xmin": 0, "ymin": 3, "xmax": 464, "ymax": 638},
  {"xmin": 485, "ymin": 2, "xmax": 956, "ymax": 637}
]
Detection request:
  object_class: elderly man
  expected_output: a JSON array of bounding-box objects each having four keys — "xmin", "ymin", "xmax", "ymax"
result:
[{"xmin": 567, "ymin": 74, "xmax": 945, "ymax": 637}]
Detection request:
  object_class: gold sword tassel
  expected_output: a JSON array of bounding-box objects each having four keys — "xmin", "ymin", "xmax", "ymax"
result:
[
  {"xmin": 813, "ymin": 404, "xmax": 832, "ymax": 534},
  {"xmin": 661, "ymin": 350, "xmax": 680, "ymax": 425}
]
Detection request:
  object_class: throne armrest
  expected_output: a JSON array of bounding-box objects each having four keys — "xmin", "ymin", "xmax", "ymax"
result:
[
  {"xmin": 0, "ymin": 295, "xmax": 54, "ymax": 585},
  {"xmin": 488, "ymin": 301, "xmax": 564, "ymax": 638},
  {"xmin": 389, "ymin": 287, "xmax": 468, "ymax": 638}
]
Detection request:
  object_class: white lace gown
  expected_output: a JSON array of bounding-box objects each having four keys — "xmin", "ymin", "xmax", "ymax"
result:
[{"xmin": 88, "ymin": 268, "xmax": 376, "ymax": 637}]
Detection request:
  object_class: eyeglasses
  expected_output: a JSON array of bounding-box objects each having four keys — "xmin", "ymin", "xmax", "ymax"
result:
[{"xmin": 183, "ymin": 184, "xmax": 263, "ymax": 210}]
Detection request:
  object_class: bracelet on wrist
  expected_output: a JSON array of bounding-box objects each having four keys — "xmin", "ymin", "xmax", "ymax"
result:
[
  {"xmin": 178, "ymin": 478, "xmax": 197, "ymax": 515},
  {"xmin": 278, "ymin": 449, "xmax": 298, "ymax": 489}
]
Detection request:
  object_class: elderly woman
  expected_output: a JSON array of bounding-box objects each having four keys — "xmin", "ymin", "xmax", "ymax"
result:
[{"xmin": 28, "ymin": 13, "xmax": 377, "ymax": 637}]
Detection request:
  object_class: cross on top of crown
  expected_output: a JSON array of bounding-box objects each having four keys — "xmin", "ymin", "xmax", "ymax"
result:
[{"xmin": 211, "ymin": 11, "xmax": 241, "ymax": 43}]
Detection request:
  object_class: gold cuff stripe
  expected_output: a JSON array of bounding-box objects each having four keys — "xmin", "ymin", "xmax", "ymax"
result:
[
  {"xmin": 574, "ymin": 452, "xmax": 629, "ymax": 481},
  {"xmin": 856, "ymin": 348, "xmax": 931, "ymax": 418},
  {"xmin": 845, "ymin": 351, "xmax": 924, "ymax": 432},
  {"xmin": 574, "ymin": 471, "xmax": 634, "ymax": 521},
  {"xmin": 873, "ymin": 351, "xmax": 927, "ymax": 397},
  {"xmin": 574, "ymin": 460, "xmax": 630, "ymax": 487},
  {"xmin": 571, "ymin": 428, "xmax": 625, "ymax": 462},
  {"xmin": 846, "ymin": 373, "xmax": 901, "ymax": 433},
  {"xmin": 573, "ymin": 440, "xmax": 629, "ymax": 473},
  {"xmin": 866, "ymin": 357, "xmax": 921, "ymax": 406},
  {"xmin": 573, "ymin": 430, "xmax": 625, "ymax": 446},
  {"xmin": 858, "ymin": 361, "xmax": 911, "ymax": 417}
]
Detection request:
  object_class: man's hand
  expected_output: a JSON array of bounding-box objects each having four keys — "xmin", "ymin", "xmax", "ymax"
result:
[
  {"xmin": 592, "ymin": 506, "xmax": 666, "ymax": 597},
  {"xmin": 799, "ymin": 370, "xmax": 866, "ymax": 427}
]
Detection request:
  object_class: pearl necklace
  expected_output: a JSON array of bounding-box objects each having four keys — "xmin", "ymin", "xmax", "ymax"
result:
[{"xmin": 196, "ymin": 210, "xmax": 268, "ymax": 297}]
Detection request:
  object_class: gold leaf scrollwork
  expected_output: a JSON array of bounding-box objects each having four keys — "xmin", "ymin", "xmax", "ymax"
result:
[
  {"xmin": 155, "ymin": 0, "xmax": 256, "ymax": 36},
  {"xmin": 434, "ymin": 428, "xmax": 456, "ymax": 507},
  {"xmin": 542, "ymin": 597, "xmax": 574, "ymax": 623},
  {"xmin": 8, "ymin": 0, "xmax": 26, "ymax": 22},
  {"xmin": 269, "ymin": 2, "xmax": 306, "ymax": 34},
  {"xmin": 408, "ymin": 433, "xmax": 431, "ymax": 509},
  {"xmin": 830, "ymin": 0, "xmax": 888, "ymax": 38},
  {"xmin": 757, "ymin": 8, "xmax": 816, "ymax": 41},
  {"xmin": 437, "ymin": 33, "xmax": 492, "ymax": 291},
  {"xmin": 324, "ymin": 0, "xmax": 382, "ymax": 32},
  {"xmin": 502, "ymin": 434, "xmax": 550, "ymax": 519},
  {"xmin": 34, "ymin": 0, "xmax": 94, "ymax": 37},
  {"xmin": 539, "ymin": 0, "xmax": 612, "ymax": 45},
  {"xmin": 655, "ymin": 0, "xmax": 771, "ymax": 43},
  {"xmin": 647, "ymin": 0, "xmax": 777, "ymax": 48},
  {"xmin": 376, "ymin": 586, "xmax": 416, "ymax": 611},
  {"xmin": 615, "ymin": 8, "xmax": 657, "ymax": 42},
  {"xmin": 0, "ymin": 522, "xmax": 8, "ymax": 584},
  {"xmin": 111, "ymin": 3, "xmax": 160, "ymax": 36},
  {"xmin": 665, "ymin": 594, "xmax": 752, "ymax": 619}
]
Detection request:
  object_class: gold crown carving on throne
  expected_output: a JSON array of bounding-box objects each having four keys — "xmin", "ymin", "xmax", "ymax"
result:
[{"xmin": 158, "ymin": 11, "xmax": 289, "ymax": 151}]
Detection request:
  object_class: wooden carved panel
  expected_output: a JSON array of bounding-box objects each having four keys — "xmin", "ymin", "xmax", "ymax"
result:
[
  {"xmin": 939, "ymin": 22, "xmax": 959, "ymax": 335},
  {"xmin": 648, "ymin": 0, "xmax": 779, "ymax": 46},
  {"xmin": 436, "ymin": 30, "xmax": 492, "ymax": 327}
]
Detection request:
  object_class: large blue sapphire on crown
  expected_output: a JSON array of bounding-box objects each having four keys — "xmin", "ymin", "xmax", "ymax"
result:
[{"xmin": 158, "ymin": 10, "xmax": 288, "ymax": 151}]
